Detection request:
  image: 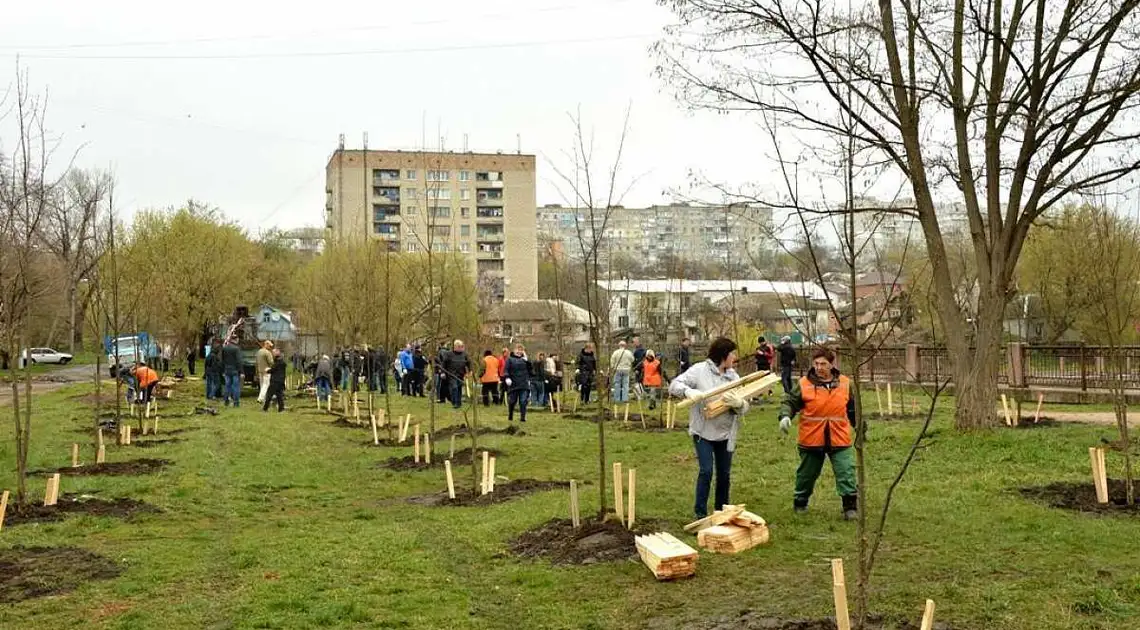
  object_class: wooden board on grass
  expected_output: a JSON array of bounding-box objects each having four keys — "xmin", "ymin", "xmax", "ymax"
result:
[
  {"xmin": 683, "ymin": 504, "xmax": 745, "ymax": 533},
  {"xmin": 635, "ymin": 532, "xmax": 698, "ymax": 580}
]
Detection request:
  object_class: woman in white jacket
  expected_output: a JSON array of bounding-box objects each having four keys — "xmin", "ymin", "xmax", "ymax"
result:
[{"xmin": 669, "ymin": 337, "xmax": 749, "ymax": 519}]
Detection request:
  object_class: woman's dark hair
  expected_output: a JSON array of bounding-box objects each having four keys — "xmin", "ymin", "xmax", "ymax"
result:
[
  {"xmin": 707, "ymin": 337, "xmax": 738, "ymax": 365},
  {"xmin": 811, "ymin": 346, "xmax": 836, "ymax": 363},
  {"xmin": 483, "ymin": 349, "xmax": 492, "ymax": 357}
]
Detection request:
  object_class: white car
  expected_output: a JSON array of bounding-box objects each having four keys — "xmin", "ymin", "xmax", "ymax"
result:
[{"xmin": 21, "ymin": 347, "xmax": 74, "ymax": 366}]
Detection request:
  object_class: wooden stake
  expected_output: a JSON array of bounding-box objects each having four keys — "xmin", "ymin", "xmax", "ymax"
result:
[
  {"xmin": 832, "ymin": 558, "xmax": 851, "ymax": 630},
  {"xmin": 97, "ymin": 427, "xmax": 104, "ymax": 449},
  {"xmin": 1034, "ymin": 392, "xmax": 1044, "ymax": 424},
  {"xmin": 153, "ymin": 415, "xmax": 159, "ymax": 434},
  {"xmin": 449, "ymin": 434, "xmax": 456, "ymax": 459},
  {"xmin": 1090, "ymin": 447, "xmax": 1109, "ymax": 504},
  {"xmin": 370, "ymin": 413, "xmax": 380, "ymax": 446},
  {"xmin": 613, "ymin": 462, "xmax": 625, "ymax": 525},
  {"xmin": 424, "ymin": 434, "xmax": 432, "ymax": 465},
  {"xmin": 377, "ymin": 408, "xmax": 386, "ymax": 426},
  {"xmin": 874, "ymin": 384, "xmax": 882, "ymax": 415},
  {"xmin": 911, "ymin": 399, "xmax": 917, "ymax": 414},
  {"xmin": 637, "ymin": 397, "xmax": 647, "ymax": 430},
  {"xmin": 481, "ymin": 451, "xmax": 490, "ymax": 495},
  {"xmin": 627, "ymin": 468, "xmax": 637, "ymax": 530},
  {"xmin": 44, "ymin": 473, "xmax": 61, "ymax": 507},
  {"xmin": 145, "ymin": 401, "xmax": 152, "ymax": 419},
  {"xmin": 399, "ymin": 415, "xmax": 409, "ymax": 442},
  {"xmin": 97, "ymin": 445, "xmax": 105, "ymax": 464},
  {"xmin": 445, "ymin": 460, "xmax": 456, "ymax": 499},
  {"xmin": 1000, "ymin": 394, "xmax": 1012, "ymax": 426},
  {"xmin": 0, "ymin": 490, "xmax": 9, "ymax": 532},
  {"xmin": 569, "ymin": 479, "xmax": 581, "ymax": 528},
  {"xmin": 71, "ymin": 443, "xmax": 80, "ymax": 468},
  {"xmin": 886, "ymin": 382, "xmax": 894, "ymax": 416},
  {"xmin": 125, "ymin": 425, "xmax": 132, "ymax": 445},
  {"xmin": 488, "ymin": 457, "xmax": 496, "ymax": 493},
  {"xmin": 414, "ymin": 426, "xmax": 421, "ymax": 463},
  {"xmin": 920, "ymin": 599, "xmax": 935, "ymax": 630},
  {"xmin": 623, "ymin": 403, "xmax": 630, "ymax": 425}
]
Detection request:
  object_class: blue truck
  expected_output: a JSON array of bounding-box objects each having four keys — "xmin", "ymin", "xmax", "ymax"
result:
[{"xmin": 104, "ymin": 332, "xmax": 159, "ymax": 378}]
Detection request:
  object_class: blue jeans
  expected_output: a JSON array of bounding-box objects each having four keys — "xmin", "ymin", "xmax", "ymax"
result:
[
  {"xmin": 529, "ymin": 380, "xmax": 545, "ymax": 407},
  {"xmin": 223, "ymin": 372, "xmax": 242, "ymax": 406},
  {"xmin": 340, "ymin": 369, "xmax": 350, "ymax": 391},
  {"xmin": 316, "ymin": 376, "xmax": 331, "ymax": 402},
  {"xmin": 205, "ymin": 373, "xmax": 217, "ymax": 400},
  {"xmin": 612, "ymin": 370, "xmax": 630, "ymax": 403},
  {"xmin": 781, "ymin": 365, "xmax": 794, "ymax": 394},
  {"xmin": 508, "ymin": 388, "xmax": 530, "ymax": 422},
  {"xmin": 693, "ymin": 435, "xmax": 734, "ymax": 518},
  {"xmin": 449, "ymin": 378, "xmax": 463, "ymax": 408}
]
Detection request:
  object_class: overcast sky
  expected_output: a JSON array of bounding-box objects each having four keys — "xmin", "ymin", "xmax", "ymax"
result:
[{"xmin": 0, "ymin": 0, "xmax": 774, "ymax": 234}]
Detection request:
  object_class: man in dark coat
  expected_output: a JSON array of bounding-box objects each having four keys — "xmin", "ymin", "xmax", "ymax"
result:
[
  {"xmin": 504, "ymin": 344, "xmax": 532, "ymax": 423},
  {"xmin": 576, "ymin": 343, "xmax": 598, "ymax": 405},
  {"xmin": 678, "ymin": 337, "xmax": 692, "ymax": 374},
  {"xmin": 373, "ymin": 345, "xmax": 389, "ymax": 394},
  {"xmin": 434, "ymin": 344, "xmax": 450, "ymax": 403},
  {"xmin": 221, "ymin": 340, "xmax": 243, "ymax": 407},
  {"xmin": 411, "ymin": 346, "xmax": 428, "ymax": 397},
  {"xmin": 442, "ymin": 340, "xmax": 471, "ymax": 409},
  {"xmin": 777, "ymin": 336, "xmax": 797, "ymax": 393},
  {"xmin": 262, "ymin": 349, "xmax": 288, "ymax": 412}
]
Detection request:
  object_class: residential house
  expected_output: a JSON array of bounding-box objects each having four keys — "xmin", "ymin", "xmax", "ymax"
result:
[
  {"xmin": 482, "ymin": 299, "xmax": 594, "ymax": 354},
  {"xmin": 256, "ymin": 305, "xmax": 298, "ymax": 344}
]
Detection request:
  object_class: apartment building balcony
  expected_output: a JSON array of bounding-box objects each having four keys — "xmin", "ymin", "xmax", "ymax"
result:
[
  {"xmin": 476, "ymin": 207, "xmax": 505, "ymax": 219},
  {"xmin": 373, "ymin": 186, "xmax": 400, "ymax": 203},
  {"xmin": 476, "ymin": 190, "xmax": 504, "ymax": 205}
]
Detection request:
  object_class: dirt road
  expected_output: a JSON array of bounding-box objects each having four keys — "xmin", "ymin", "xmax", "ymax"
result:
[{"xmin": 0, "ymin": 364, "xmax": 97, "ymax": 406}]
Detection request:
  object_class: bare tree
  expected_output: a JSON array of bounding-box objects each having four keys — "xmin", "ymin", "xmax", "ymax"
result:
[
  {"xmin": 0, "ymin": 67, "xmax": 60, "ymax": 504},
  {"xmin": 658, "ymin": 0, "xmax": 1140, "ymax": 429}
]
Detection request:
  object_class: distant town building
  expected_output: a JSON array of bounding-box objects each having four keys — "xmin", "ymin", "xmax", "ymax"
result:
[
  {"xmin": 324, "ymin": 142, "xmax": 538, "ymax": 301},
  {"xmin": 276, "ymin": 227, "xmax": 325, "ymax": 256},
  {"xmin": 537, "ymin": 203, "xmax": 774, "ymax": 267},
  {"xmin": 482, "ymin": 299, "xmax": 594, "ymax": 352}
]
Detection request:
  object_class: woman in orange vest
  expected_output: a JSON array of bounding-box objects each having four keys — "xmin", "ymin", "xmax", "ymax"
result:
[
  {"xmin": 480, "ymin": 350, "xmax": 501, "ymax": 406},
  {"xmin": 778, "ymin": 346, "xmax": 858, "ymax": 520},
  {"xmin": 638, "ymin": 350, "xmax": 668, "ymax": 410}
]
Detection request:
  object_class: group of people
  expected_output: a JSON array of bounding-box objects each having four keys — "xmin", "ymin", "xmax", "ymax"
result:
[{"xmin": 668, "ymin": 336, "xmax": 857, "ymax": 522}]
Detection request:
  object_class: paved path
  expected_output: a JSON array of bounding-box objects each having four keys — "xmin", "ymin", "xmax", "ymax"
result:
[
  {"xmin": 1044, "ymin": 411, "xmax": 1137, "ymax": 426},
  {"xmin": 0, "ymin": 364, "xmax": 96, "ymax": 406}
]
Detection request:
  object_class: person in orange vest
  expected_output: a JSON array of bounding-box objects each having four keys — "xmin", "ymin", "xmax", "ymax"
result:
[
  {"xmin": 132, "ymin": 362, "xmax": 160, "ymax": 403},
  {"xmin": 480, "ymin": 349, "xmax": 501, "ymax": 406},
  {"xmin": 638, "ymin": 350, "xmax": 668, "ymax": 409},
  {"xmin": 778, "ymin": 346, "xmax": 858, "ymax": 520}
]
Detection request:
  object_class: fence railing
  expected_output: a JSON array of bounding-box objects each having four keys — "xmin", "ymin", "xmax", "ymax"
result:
[{"xmin": 777, "ymin": 344, "xmax": 1140, "ymax": 391}]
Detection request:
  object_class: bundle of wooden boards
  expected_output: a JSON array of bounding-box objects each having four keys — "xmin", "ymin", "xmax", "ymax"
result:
[
  {"xmin": 675, "ymin": 371, "xmax": 781, "ymax": 420},
  {"xmin": 634, "ymin": 532, "xmax": 699, "ymax": 580},
  {"xmin": 684, "ymin": 504, "xmax": 770, "ymax": 554}
]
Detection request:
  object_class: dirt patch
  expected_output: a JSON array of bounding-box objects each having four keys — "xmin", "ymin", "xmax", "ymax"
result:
[
  {"xmin": 40, "ymin": 458, "xmax": 171, "ymax": 477},
  {"xmin": 1005, "ymin": 417, "xmax": 1068, "ymax": 429},
  {"xmin": 864, "ymin": 412, "xmax": 928, "ymax": 422},
  {"xmin": 3, "ymin": 494, "xmax": 161, "ymax": 526},
  {"xmin": 0, "ymin": 546, "xmax": 122, "ymax": 603},
  {"xmin": 672, "ymin": 612, "xmax": 955, "ymax": 630},
  {"xmin": 506, "ymin": 517, "xmax": 669, "ymax": 566},
  {"xmin": 1020, "ymin": 480, "xmax": 1140, "ymax": 514},
  {"xmin": 431, "ymin": 423, "xmax": 526, "ymax": 439},
  {"xmin": 128, "ymin": 438, "xmax": 187, "ymax": 449},
  {"xmin": 380, "ymin": 447, "xmax": 505, "ymax": 470},
  {"xmin": 70, "ymin": 392, "xmax": 117, "ymax": 406},
  {"xmin": 404, "ymin": 479, "xmax": 569, "ymax": 507}
]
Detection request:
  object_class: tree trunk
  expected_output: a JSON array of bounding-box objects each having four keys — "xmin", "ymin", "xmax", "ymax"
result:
[{"xmin": 949, "ymin": 293, "xmax": 1005, "ymax": 430}]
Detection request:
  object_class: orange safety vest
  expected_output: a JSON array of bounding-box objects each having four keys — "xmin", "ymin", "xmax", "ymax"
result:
[
  {"xmin": 481, "ymin": 355, "xmax": 500, "ymax": 383},
  {"xmin": 798, "ymin": 374, "xmax": 852, "ymax": 449},
  {"xmin": 135, "ymin": 367, "xmax": 159, "ymax": 388},
  {"xmin": 642, "ymin": 359, "xmax": 663, "ymax": 387}
]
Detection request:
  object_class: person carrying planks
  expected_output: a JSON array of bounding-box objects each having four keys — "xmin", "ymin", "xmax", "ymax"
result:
[{"xmin": 778, "ymin": 346, "xmax": 858, "ymax": 520}]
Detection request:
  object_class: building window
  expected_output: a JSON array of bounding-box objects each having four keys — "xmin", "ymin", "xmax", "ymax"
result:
[
  {"xmin": 373, "ymin": 169, "xmax": 399, "ymax": 183},
  {"xmin": 476, "ymin": 171, "xmax": 502, "ymax": 181},
  {"xmin": 460, "ymin": 224, "xmax": 470, "ymax": 237},
  {"xmin": 373, "ymin": 223, "xmax": 399, "ymax": 235},
  {"xmin": 405, "ymin": 205, "xmax": 418, "ymax": 215},
  {"xmin": 461, "ymin": 207, "xmax": 470, "ymax": 218},
  {"xmin": 403, "ymin": 187, "xmax": 418, "ymax": 199},
  {"xmin": 262, "ymin": 312, "xmax": 271, "ymax": 323},
  {"xmin": 427, "ymin": 170, "xmax": 450, "ymax": 182},
  {"xmin": 426, "ymin": 188, "xmax": 451, "ymax": 200},
  {"xmin": 459, "ymin": 170, "xmax": 471, "ymax": 182},
  {"xmin": 477, "ymin": 207, "xmax": 504, "ymax": 218},
  {"xmin": 373, "ymin": 205, "xmax": 399, "ymax": 221},
  {"xmin": 406, "ymin": 242, "xmax": 418, "ymax": 252},
  {"xmin": 430, "ymin": 225, "xmax": 451, "ymax": 238},
  {"xmin": 460, "ymin": 189, "xmax": 471, "ymax": 201},
  {"xmin": 428, "ymin": 206, "xmax": 451, "ymax": 218},
  {"xmin": 502, "ymin": 323, "xmax": 513, "ymax": 336},
  {"xmin": 432, "ymin": 242, "xmax": 451, "ymax": 252},
  {"xmin": 405, "ymin": 169, "xmax": 416, "ymax": 180},
  {"xmin": 459, "ymin": 242, "xmax": 470, "ymax": 253},
  {"xmin": 619, "ymin": 297, "xmax": 628, "ymax": 309},
  {"xmin": 619, "ymin": 316, "xmax": 629, "ymax": 328},
  {"xmin": 477, "ymin": 189, "xmax": 503, "ymax": 202}
]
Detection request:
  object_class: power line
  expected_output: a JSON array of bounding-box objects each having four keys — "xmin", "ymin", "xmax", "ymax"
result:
[
  {"xmin": 8, "ymin": 33, "xmax": 657, "ymax": 61},
  {"xmin": 0, "ymin": 0, "xmax": 637, "ymax": 51}
]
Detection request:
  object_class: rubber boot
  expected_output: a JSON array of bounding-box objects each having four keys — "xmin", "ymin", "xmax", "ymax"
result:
[
  {"xmin": 841, "ymin": 494, "xmax": 858, "ymax": 521},
  {"xmin": 793, "ymin": 499, "xmax": 809, "ymax": 514}
]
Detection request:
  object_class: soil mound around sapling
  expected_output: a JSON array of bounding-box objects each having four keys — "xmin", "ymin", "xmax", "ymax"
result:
[
  {"xmin": 405, "ymin": 479, "xmax": 569, "ymax": 507},
  {"xmin": 506, "ymin": 517, "xmax": 669, "ymax": 566},
  {"xmin": 70, "ymin": 392, "xmax": 117, "ymax": 406},
  {"xmin": 1020, "ymin": 479, "xmax": 1140, "ymax": 514},
  {"xmin": 380, "ymin": 447, "xmax": 505, "ymax": 470},
  {"xmin": 39, "ymin": 458, "xmax": 171, "ymax": 477},
  {"xmin": 3, "ymin": 494, "xmax": 161, "ymax": 526},
  {"xmin": 431, "ymin": 423, "xmax": 525, "ymax": 439},
  {"xmin": 672, "ymin": 611, "xmax": 956, "ymax": 630},
  {"xmin": 128, "ymin": 437, "xmax": 187, "ymax": 449},
  {"xmin": 0, "ymin": 546, "xmax": 122, "ymax": 603},
  {"xmin": 863, "ymin": 412, "xmax": 928, "ymax": 422},
  {"xmin": 1005, "ymin": 417, "xmax": 1066, "ymax": 428}
]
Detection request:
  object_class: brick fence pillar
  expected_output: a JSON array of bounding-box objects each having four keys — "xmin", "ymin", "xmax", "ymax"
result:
[
  {"xmin": 906, "ymin": 344, "xmax": 919, "ymax": 382},
  {"xmin": 1008, "ymin": 342, "xmax": 1026, "ymax": 388}
]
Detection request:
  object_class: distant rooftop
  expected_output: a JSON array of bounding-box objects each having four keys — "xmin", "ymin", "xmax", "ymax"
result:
[{"xmin": 596, "ymin": 279, "xmax": 830, "ymax": 301}]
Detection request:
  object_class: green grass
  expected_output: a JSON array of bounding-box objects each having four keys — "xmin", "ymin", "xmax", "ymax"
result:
[{"xmin": 1, "ymin": 383, "xmax": 1139, "ymax": 629}]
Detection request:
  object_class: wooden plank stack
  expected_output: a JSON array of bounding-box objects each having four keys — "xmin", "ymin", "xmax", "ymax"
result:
[
  {"xmin": 693, "ymin": 508, "xmax": 770, "ymax": 554},
  {"xmin": 635, "ymin": 532, "xmax": 698, "ymax": 580},
  {"xmin": 703, "ymin": 373, "xmax": 781, "ymax": 419}
]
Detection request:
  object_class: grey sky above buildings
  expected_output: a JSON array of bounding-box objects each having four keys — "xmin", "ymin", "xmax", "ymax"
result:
[{"xmin": 0, "ymin": 0, "xmax": 774, "ymax": 235}]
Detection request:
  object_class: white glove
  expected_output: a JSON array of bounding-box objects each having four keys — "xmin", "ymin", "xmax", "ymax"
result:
[
  {"xmin": 685, "ymin": 388, "xmax": 703, "ymax": 401},
  {"xmin": 779, "ymin": 417, "xmax": 792, "ymax": 434},
  {"xmin": 505, "ymin": 378, "xmax": 512, "ymax": 387},
  {"xmin": 722, "ymin": 390, "xmax": 745, "ymax": 410}
]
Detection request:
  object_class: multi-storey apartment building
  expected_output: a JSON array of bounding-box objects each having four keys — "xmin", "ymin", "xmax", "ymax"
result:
[
  {"xmin": 325, "ymin": 143, "xmax": 538, "ymax": 301},
  {"xmin": 536, "ymin": 203, "xmax": 773, "ymax": 266}
]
